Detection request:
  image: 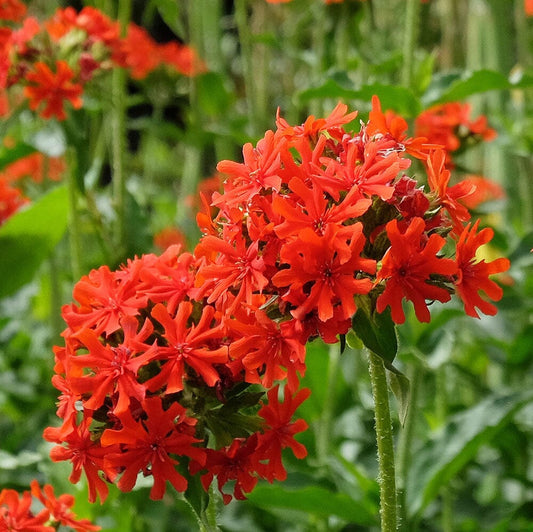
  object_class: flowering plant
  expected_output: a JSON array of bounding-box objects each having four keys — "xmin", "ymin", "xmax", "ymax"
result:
[{"xmin": 44, "ymin": 97, "xmax": 509, "ymax": 526}]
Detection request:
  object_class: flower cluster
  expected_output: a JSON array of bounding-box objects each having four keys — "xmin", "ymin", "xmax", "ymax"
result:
[
  {"xmin": 45, "ymin": 97, "xmax": 509, "ymax": 505},
  {"xmin": 415, "ymin": 101, "xmax": 497, "ymax": 166},
  {"xmin": 0, "ymin": 3, "xmax": 204, "ymax": 120},
  {"xmin": 0, "ymin": 480, "xmax": 100, "ymax": 532}
]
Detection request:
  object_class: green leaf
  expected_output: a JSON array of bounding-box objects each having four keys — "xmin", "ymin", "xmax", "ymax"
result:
[
  {"xmin": 423, "ymin": 69, "xmax": 533, "ymax": 106},
  {"xmin": 298, "ymin": 80, "xmax": 420, "ymax": 117},
  {"xmin": 154, "ymin": 0, "xmax": 185, "ymax": 39},
  {"xmin": 406, "ymin": 390, "xmax": 533, "ymax": 519},
  {"xmin": 0, "ymin": 186, "xmax": 69, "ymax": 299},
  {"xmin": 351, "ymin": 301, "xmax": 398, "ymax": 366},
  {"xmin": 196, "ymin": 72, "xmax": 233, "ymax": 117},
  {"xmin": 388, "ymin": 369, "xmax": 410, "ymax": 426},
  {"xmin": 246, "ymin": 485, "xmax": 378, "ymax": 526},
  {"xmin": 0, "ymin": 143, "xmax": 36, "ymax": 172}
]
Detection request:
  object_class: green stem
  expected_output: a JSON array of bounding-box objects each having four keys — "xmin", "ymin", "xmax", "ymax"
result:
[
  {"xmin": 436, "ymin": 367, "xmax": 453, "ymax": 531},
  {"xmin": 401, "ymin": 0, "xmax": 421, "ymax": 89},
  {"xmin": 316, "ymin": 344, "xmax": 340, "ymax": 466},
  {"xmin": 368, "ymin": 350, "xmax": 398, "ymax": 532},
  {"xmin": 66, "ymin": 148, "xmax": 82, "ymax": 280},
  {"xmin": 396, "ymin": 364, "xmax": 421, "ymax": 531},
  {"xmin": 111, "ymin": 0, "xmax": 132, "ymax": 260},
  {"xmin": 234, "ymin": 0, "xmax": 259, "ymax": 136}
]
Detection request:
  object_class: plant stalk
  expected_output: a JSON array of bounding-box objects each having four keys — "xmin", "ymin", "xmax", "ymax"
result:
[
  {"xmin": 368, "ymin": 350, "xmax": 398, "ymax": 532},
  {"xmin": 401, "ymin": 0, "xmax": 421, "ymax": 89},
  {"xmin": 111, "ymin": 0, "xmax": 132, "ymax": 260}
]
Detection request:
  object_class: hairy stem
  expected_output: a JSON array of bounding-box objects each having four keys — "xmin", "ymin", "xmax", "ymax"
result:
[{"xmin": 368, "ymin": 350, "xmax": 398, "ymax": 532}]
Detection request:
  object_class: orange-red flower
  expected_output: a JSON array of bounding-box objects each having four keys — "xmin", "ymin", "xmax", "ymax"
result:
[
  {"xmin": 30, "ymin": 481, "xmax": 101, "ymax": 532},
  {"xmin": 454, "ymin": 220, "xmax": 510, "ymax": 318},
  {"xmin": 101, "ymin": 397, "xmax": 205, "ymax": 500},
  {"xmin": 24, "ymin": 60, "xmax": 83, "ymax": 120},
  {"xmin": 0, "ymin": 487, "xmax": 52, "ymax": 532},
  {"xmin": 0, "ymin": 0, "xmax": 26, "ymax": 22},
  {"xmin": 376, "ymin": 217, "xmax": 457, "ymax": 323}
]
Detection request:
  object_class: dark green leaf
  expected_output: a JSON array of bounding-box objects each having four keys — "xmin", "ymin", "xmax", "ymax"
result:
[
  {"xmin": 406, "ymin": 390, "xmax": 533, "ymax": 518},
  {"xmin": 246, "ymin": 485, "xmax": 378, "ymax": 526},
  {"xmin": 154, "ymin": 0, "xmax": 184, "ymax": 38},
  {"xmin": 0, "ymin": 186, "xmax": 69, "ymax": 299},
  {"xmin": 0, "ymin": 143, "xmax": 36, "ymax": 172},
  {"xmin": 351, "ymin": 303, "xmax": 398, "ymax": 365}
]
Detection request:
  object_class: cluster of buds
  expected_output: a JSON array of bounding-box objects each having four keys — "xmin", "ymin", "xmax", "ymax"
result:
[
  {"xmin": 0, "ymin": 480, "xmax": 99, "ymax": 531},
  {"xmin": 0, "ymin": 2, "xmax": 204, "ymax": 121},
  {"xmin": 45, "ymin": 97, "xmax": 509, "ymax": 505}
]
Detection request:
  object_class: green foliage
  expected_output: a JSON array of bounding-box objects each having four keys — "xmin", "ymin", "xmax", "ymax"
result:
[{"xmin": 0, "ymin": 186, "xmax": 68, "ymax": 298}]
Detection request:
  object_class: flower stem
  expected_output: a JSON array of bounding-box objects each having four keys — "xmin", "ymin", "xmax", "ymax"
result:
[
  {"xmin": 66, "ymin": 148, "xmax": 82, "ymax": 280},
  {"xmin": 368, "ymin": 350, "xmax": 397, "ymax": 532},
  {"xmin": 396, "ymin": 364, "xmax": 421, "ymax": 530},
  {"xmin": 401, "ymin": 0, "xmax": 421, "ymax": 89},
  {"xmin": 316, "ymin": 344, "xmax": 340, "ymax": 466},
  {"xmin": 111, "ymin": 0, "xmax": 132, "ymax": 260}
]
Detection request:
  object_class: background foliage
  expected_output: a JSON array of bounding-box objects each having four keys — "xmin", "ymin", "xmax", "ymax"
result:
[{"xmin": 1, "ymin": 0, "xmax": 532, "ymax": 530}]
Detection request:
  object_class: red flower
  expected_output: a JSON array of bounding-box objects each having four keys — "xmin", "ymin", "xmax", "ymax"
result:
[
  {"xmin": 0, "ymin": 178, "xmax": 28, "ymax": 225},
  {"xmin": 426, "ymin": 149, "xmax": 474, "ymax": 231},
  {"xmin": 101, "ymin": 397, "xmax": 205, "ymax": 500},
  {"xmin": 527, "ymin": 0, "xmax": 533, "ymax": 16},
  {"xmin": 376, "ymin": 217, "xmax": 457, "ymax": 323},
  {"xmin": 256, "ymin": 385, "xmax": 310, "ymax": 481},
  {"xmin": 273, "ymin": 223, "xmax": 376, "ymax": 322},
  {"xmin": 0, "ymin": 488, "xmax": 52, "ymax": 532},
  {"xmin": 24, "ymin": 61, "xmax": 83, "ymax": 120},
  {"xmin": 61, "ymin": 264, "xmax": 147, "ymax": 336},
  {"xmin": 30, "ymin": 481, "xmax": 100, "ymax": 532},
  {"xmin": 69, "ymin": 316, "xmax": 158, "ymax": 414},
  {"xmin": 0, "ymin": 0, "xmax": 26, "ymax": 22},
  {"xmin": 199, "ymin": 435, "xmax": 261, "ymax": 504},
  {"xmin": 44, "ymin": 417, "xmax": 111, "ymax": 503},
  {"xmin": 228, "ymin": 310, "xmax": 306, "ymax": 391},
  {"xmin": 147, "ymin": 301, "xmax": 228, "ymax": 393},
  {"xmin": 215, "ymin": 130, "xmax": 285, "ymax": 208},
  {"xmin": 367, "ymin": 95, "xmax": 438, "ymax": 159},
  {"xmin": 454, "ymin": 220, "xmax": 510, "ymax": 318}
]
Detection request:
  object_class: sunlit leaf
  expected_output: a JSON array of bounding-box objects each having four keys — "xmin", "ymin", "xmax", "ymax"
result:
[{"xmin": 0, "ymin": 186, "xmax": 69, "ymax": 299}]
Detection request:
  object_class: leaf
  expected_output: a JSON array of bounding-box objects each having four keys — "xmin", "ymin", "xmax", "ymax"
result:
[
  {"xmin": 154, "ymin": 0, "xmax": 185, "ymax": 39},
  {"xmin": 298, "ymin": 80, "xmax": 421, "ymax": 117},
  {"xmin": 0, "ymin": 143, "xmax": 36, "ymax": 171},
  {"xmin": 196, "ymin": 72, "xmax": 233, "ymax": 116},
  {"xmin": 406, "ymin": 390, "xmax": 533, "ymax": 519},
  {"xmin": 246, "ymin": 484, "xmax": 378, "ymax": 526},
  {"xmin": 0, "ymin": 186, "xmax": 69, "ymax": 299},
  {"xmin": 351, "ymin": 301, "xmax": 398, "ymax": 366},
  {"xmin": 388, "ymin": 369, "xmax": 410, "ymax": 426},
  {"xmin": 423, "ymin": 69, "xmax": 533, "ymax": 106}
]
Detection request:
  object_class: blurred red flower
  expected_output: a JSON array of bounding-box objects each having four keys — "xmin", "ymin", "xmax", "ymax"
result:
[{"xmin": 24, "ymin": 60, "xmax": 83, "ymax": 120}]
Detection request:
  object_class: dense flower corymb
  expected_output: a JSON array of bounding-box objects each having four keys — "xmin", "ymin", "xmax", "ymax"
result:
[{"xmin": 45, "ymin": 97, "xmax": 508, "ymax": 507}]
